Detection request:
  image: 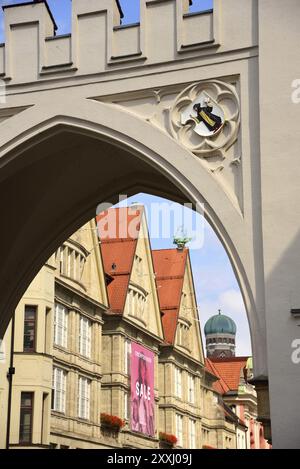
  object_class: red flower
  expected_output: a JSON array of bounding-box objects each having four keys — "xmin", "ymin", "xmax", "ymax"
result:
[
  {"xmin": 100, "ymin": 413, "xmax": 125, "ymax": 430},
  {"xmin": 159, "ymin": 432, "xmax": 178, "ymax": 445}
]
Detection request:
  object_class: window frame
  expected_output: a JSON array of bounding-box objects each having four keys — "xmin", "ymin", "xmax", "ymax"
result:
[
  {"xmin": 78, "ymin": 376, "xmax": 91, "ymax": 420},
  {"xmin": 79, "ymin": 316, "xmax": 92, "ymax": 358},
  {"xmin": 54, "ymin": 303, "xmax": 68, "ymax": 349},
  {"xmin": 176, "ymin": 413, "xmax": 183, "ymax": 447},
  {"xmin": 52, "ymin": 367, "xmax": 67, "ymax": 414},
  {"xmin": 19, "ymin": 392, "xmax": 34, "ymax": 445},
  {"xmin": 189, "ymin": 418, "xmax": 196, "ymax": 449},
  {"xmin": 23, "ymin": 305, "xmax": 37, "ymax": 353},
  {"xmin": 188, "ymin": 375, "xmax": 195, "ymax": 404},
  {"xmin": 175, "ymin": 366, "xmax": 182, "ymax": 398}
]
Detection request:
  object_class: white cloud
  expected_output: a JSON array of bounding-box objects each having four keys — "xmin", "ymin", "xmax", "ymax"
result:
[
  {"xmin": 198, "ymin": 288, "xmax": 252, "ymax": 357},
  {"xmin": 219, "ymin": 289, "xmax": 244, "ymax": 315}
]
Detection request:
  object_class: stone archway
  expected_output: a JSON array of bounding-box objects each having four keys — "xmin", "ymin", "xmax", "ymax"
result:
[
  {"xmin": 0, "ymin": 99, "xmax": 267, "ymax": 385},
  {"xmin": 1, "ymin": 0, "xmax": 300, "ymax": 449}
]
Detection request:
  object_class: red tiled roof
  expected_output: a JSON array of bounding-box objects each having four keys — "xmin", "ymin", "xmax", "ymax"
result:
[
  {"xmin": 152, "ymin": 249, "xmax": 188, "ymax": 345},
  {"xmin": 205, "ymin": 358, "xmax": 230, "ymax": 394},
  {"xmin": 209, "ymin": 357, "xmax": 249, "ymax": 392},
  {"xmin": 96, "ymin": 207, "xmax": 143, "ymax": 314}
]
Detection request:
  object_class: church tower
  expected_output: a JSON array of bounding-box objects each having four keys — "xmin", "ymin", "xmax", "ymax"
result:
[{"xmin": 204, "ymin": 310, "xmax": 236, "ymax": 358}]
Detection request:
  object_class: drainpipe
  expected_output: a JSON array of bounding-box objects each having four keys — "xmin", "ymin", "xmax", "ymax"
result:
[{"xmin": 6, "ymin": 312, "xmax": 16, "ymax": 450}]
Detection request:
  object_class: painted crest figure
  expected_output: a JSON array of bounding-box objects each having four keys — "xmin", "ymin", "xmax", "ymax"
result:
[{"xmin": 181, "ymin": 92, "xmax": 225, "ymax": 138}]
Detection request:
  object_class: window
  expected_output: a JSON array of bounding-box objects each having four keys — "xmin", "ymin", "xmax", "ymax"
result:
[
  {"xmin": 176, "ymin": 414, "xmax": 183, "ymax": 447},
  {"xmin": 178, "ymin": 322, "xmax": 190, "ymax": 350},
  {"xmin": 175, "ymin": 367, "xmax": 182, "ymax": 398},
  {"xmin": 79, "ymin": 316, "xmax": 91, "ymax": 358},
  {"xmin": 41, "ymin": 393, "xmax": 49, "ymax": 445},
  {"xmin": 189, "ymin": 419, "xmax": 196, "ymax": 449},
  {"xmin": 188, "ymin": 375, "xmax": 195, "ymax": 404},
  {"xmin": 19, "ymin": 392, "xmax": 34, "ymax": 444},
  {"xmin": 128, "ymin": 287, "xmax": 147, "ymax": 322},
  {"xmin": 59, "ymin": 245, "xmax": 67, "ymax": 275},
  {"xmin": 124, "ymin": 339, "xmax": 131, "ymax": 375},
  {"xmin": 78, "ymin": 377, "xmax": 90, "ymax": 420},
  {"xmin": 23, "ymin": 306, "xmax": 37, "ymax": 352},
  {"xmin": 54, "ymin": 303, "xmax": 68, "ymax": 348},
  {"xmin": 45, "ymin": 307, "xmax": 51, "ymax": 354},
  {"xmin": 52, "ymin": 367, "xmax": 67, "ymax": 413},
  {"xmin": 58, "ymin": 245, "xmax": 86, "ymax": 282}
]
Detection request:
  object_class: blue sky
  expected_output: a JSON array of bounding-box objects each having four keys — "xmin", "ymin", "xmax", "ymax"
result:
[
  {"xmin": 0, "ymin": 0, "xmax": 251, "ymax": 355},
  {"xmin": 117, "ymin": 193, "xmax": 251, "ymax": 357},
  {"xmin": 0, "ymin": 0, "xmax": 213, "ymax": 42}
]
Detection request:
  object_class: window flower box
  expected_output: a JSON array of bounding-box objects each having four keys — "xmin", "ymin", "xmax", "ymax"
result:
[
  {"xmin": 100, "ymin": 413, "xmax": 125, "ymax": 433},
  {"xmin": 159, "ymin": 432, "xmax": 178, "ymax": 447}
]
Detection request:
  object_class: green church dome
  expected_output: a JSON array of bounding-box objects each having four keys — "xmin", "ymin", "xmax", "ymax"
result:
[{"xmin": 204, "ymin": 311, "xmax": 237, "ymax": 335}]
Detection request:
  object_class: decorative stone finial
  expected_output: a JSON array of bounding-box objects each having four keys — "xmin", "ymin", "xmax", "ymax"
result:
[{"xmin": 173, "ymin": 226, "xmax": 191, "ymax": 251}]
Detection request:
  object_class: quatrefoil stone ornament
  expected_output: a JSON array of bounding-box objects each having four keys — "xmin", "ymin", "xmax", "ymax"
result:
[{"xmin": 170, "ymin": 80, "xmax": 240, "ymax": 159}]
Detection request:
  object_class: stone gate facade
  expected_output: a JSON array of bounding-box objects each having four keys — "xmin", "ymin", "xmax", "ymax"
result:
[{"xmin": 0, "ymin": 0, "xmax": 300, "ymax": 448}]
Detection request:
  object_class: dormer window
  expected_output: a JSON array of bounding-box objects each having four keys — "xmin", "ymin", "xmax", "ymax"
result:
[
  {"xmin": 177, "ymin": 321, "xmax": 191, "ymax": 351},
  {"xmin": 127, "ymin": 284, "xmax": 148, "ymax": 325},
  {"xmin": 56, "ymin": 242, "xmax": 87, "ymax": 283}
]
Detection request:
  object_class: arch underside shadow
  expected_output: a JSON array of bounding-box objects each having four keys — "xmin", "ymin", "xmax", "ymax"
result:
[{"xmin": 0, "ymin": 107, "xmax": 267, "ymax": 378}]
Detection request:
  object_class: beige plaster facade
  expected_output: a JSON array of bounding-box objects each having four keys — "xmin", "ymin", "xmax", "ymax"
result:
[
  {"xmin": 0, "ymin": 0, "xmax": 299, "ymax": 447},
  {"xmin": 0, "ymin": 210, "xmax": 246, "ymax": 449},
  {"xmin": 158, "ymin": 253, "xmax": 238, "ymax": 449}
]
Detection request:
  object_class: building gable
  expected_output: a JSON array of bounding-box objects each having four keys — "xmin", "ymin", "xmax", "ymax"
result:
[
  {"xmin": 123, "ymin": 211, "xmax": 164, "ymax": 340},
  {"xmin": 56, "ymin": 219, "xmax": 109, "ymax": 308},
  {"xmin": 174, "ymin": 254, "xmax": 204, "ymax": 364}
]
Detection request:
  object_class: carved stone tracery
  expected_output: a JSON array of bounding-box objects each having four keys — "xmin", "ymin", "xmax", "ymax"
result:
[{"xmin": 169, "ymin": 80, "xmax": 241, "ymax": 161}]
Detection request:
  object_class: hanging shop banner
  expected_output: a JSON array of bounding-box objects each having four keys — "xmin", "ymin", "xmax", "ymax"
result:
[{"xmin": 130, "ymin": 342, "xmax": 155, "ymax": 437}]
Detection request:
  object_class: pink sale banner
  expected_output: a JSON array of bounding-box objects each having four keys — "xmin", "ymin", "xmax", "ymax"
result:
[{"xmin": 130, "ymin": 342, "xmax": 155, "ymax": 437}]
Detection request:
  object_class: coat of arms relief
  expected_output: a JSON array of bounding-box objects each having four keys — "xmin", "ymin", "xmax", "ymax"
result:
[{"xmin": 169, "ymin": 80, "xmax": 241, "ymax": 163}]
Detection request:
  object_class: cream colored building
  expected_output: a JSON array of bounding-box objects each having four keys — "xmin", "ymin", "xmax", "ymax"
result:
[
  {"xmin": 154, "ymin": 248, "xmax": 240, "ymax": 449},
  {"xmin": 0, "ymin": 261, "xmax": 55, "ymax": 448},
  {"xmin": 0, "ymin": 207, "xmax": 247, "ymax": 449},
  {"xmin": 0, "ymin": 220, "xmax": 111, "ymax": 449},
  {"xmin": 50, "ymin": 220, "xmax": 110, "ymax": 449},
  {"xmin": 2, "ymin": 0, "xmax": 300, "ymax": 447},
  {"xmin": 99, "ymin": 206, "xmax": 164, "ymax": 449}
]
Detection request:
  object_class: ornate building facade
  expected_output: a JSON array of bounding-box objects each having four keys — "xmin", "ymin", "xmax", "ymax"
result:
[{"xmin": 0, "ymin": 207, "xmax": 267, "ymax": 449}]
